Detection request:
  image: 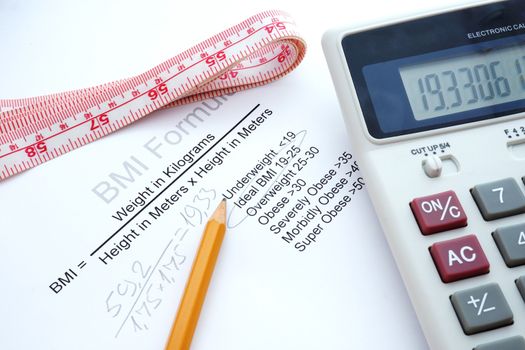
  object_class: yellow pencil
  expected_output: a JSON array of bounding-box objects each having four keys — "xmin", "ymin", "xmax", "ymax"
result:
[{"xmin": 165, "ymin": 199, "xmax": 227, "ymax": 350}]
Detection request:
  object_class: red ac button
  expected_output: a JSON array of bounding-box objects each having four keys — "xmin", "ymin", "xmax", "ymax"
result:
[
  {"xmin": 430, "ymin": 235, "xmax": 490, "ymax": 283},
  {"xmin": 449, "ymin": 246, "xmax": 477, "ymax": 265}
]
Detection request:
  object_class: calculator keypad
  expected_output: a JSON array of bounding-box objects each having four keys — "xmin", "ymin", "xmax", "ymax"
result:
[
  {"xmin": 430, "ymin": 235, "xmax": 490, "ymax": 283},
  {"xmin": 450, "ymin": 283, "xmax": 513, "ymax": 335},
  {"xmin": 471, "ymin": 178, "xmax": 525, "ymax": 220},
  {"xmin": 410, "ymin": 180, "xmax": 525, "ymax": 342},
  {"xmin": 493, "ymin": 223, "xmax": 525, "ymax": 267},
  {"xmin": 474, "ymin": 336, "xmax": 525, "ymax": 350}
]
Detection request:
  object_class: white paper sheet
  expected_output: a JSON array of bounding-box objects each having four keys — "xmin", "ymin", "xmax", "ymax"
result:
[
  {"xmin": 0, "ymin": 0, "xmax": 473, "ymax": 348},
  {"xmin": 0, "ymin": 79, "xmax": 425, "ymax": 349}
]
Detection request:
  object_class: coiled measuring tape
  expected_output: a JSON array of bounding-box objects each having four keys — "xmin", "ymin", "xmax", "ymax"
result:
[{"xmin": 0, "ymin": 10, "xmax": 306, "ymax": 180}]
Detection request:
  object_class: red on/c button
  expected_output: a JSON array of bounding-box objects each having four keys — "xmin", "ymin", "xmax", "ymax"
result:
[{"xmin": 410, "ymin": 190, "xmax": 468, "ymax": 235}]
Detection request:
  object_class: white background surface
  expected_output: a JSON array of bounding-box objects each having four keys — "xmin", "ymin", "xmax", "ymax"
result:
[
  {"xmin": 0, "ymin": 0, "xmax": 480, "ymax": 98},
  {"xmin": 0, "ymin": 0, "xmax": 485, "ymax": 349}
]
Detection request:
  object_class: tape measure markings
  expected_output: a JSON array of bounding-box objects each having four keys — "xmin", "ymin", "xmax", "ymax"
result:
[
  {"xmin": 1, "ymin": 16, "xmax": 289, "ymax": 121},
  {"xmin": 1, "ymin": 37, "xmax": 287, "ymax": 127},
  {"xmin": 2, "ymin": 36, "xmax": 288, "ymax": 129},
  {"xmin": 0, "ymin": 10, "xmax": 306, "ymax": 179},
  {"xmin": 2, "ymin": 40, "xmax": 293, "ymax": 141}
]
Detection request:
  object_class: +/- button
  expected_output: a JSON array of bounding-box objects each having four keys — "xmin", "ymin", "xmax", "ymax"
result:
[
  {"xmin": 422, "ymin": 155, "xmax": 442, "ymax": 178},
  {"xmin": 451, "ymin": 283, "xmax": 513, "ymax": 335}
]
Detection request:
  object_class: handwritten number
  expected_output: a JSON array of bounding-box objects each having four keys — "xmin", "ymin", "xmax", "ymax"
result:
[
  {"xmin": 132, "ymin": 261, "xmax": 151, "ymax": 279},
  {"xmin": 106, "ymin": 291, "xmax": 122, "ymax": 318}
]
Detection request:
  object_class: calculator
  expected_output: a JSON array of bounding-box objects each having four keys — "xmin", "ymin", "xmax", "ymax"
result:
[{"xmin": 322, "ymin": 0, "xmax": 525, "ymax": 349}]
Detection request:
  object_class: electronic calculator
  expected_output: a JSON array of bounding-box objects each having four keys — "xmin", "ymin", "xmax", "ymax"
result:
[{"xmin": 323, "ymin": 0, "xmax": 525, "ymax": 349}]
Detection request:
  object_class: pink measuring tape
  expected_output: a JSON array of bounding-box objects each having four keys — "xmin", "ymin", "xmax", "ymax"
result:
[{"xmin": 0, "ymin": 10, "xmax": 306, "ymax": 180}]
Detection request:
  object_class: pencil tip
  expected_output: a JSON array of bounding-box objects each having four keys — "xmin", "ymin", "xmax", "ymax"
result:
[{"xmin": 211, "ymin": 199, "xmax": 226, "ymax": 222}]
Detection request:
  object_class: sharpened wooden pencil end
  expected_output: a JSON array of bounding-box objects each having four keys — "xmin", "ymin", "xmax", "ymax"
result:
[{"xmin": 211, "ymin": 199, "xmax": 226, "ymax": 223}]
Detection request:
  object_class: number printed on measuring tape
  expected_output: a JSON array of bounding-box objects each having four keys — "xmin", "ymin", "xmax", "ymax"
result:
[{"xmin": 0, "ymin": 10, "xmax": 306, "ymax": 180}]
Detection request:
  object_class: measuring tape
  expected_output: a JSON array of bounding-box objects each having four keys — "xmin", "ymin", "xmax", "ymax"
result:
[{"xmin": 0, "ymin": 10, "xmax": 306, "ymax": 180}]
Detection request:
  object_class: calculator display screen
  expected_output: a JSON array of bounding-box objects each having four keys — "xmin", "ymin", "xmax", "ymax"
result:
[
  {"xmin": 341, "ymin": 0, "xmax": 525, "ymax": 138},
  {"xmin": 399, "ymin": 44, "xmax": 525, "ymax": 121}
]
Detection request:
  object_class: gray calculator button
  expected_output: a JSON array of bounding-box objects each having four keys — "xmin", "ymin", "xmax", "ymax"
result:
[
  {"xmin": 471, "ymin": 178, "xmax": 525, "ymax": 220},
  {"xmin": 475, "ymin": 336, "xmax": 525, "ymax": 350},
  {"xmin": 516, "ymin": 276, "xmax": 525, "ymax": 302},
  {"xmin": 450, "ymin": 283, "xmax": 513, "ymax": 335},
  {"xmin": 493, "ymin": 223, "xmax": 525, "ymax": 267}
]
